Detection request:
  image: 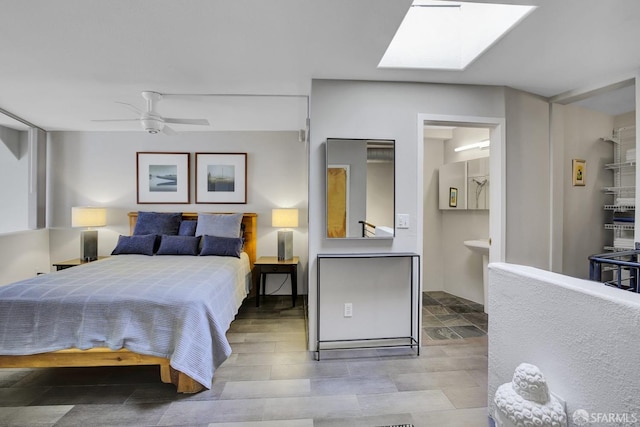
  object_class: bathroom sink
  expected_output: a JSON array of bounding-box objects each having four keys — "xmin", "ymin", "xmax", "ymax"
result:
[
  {"xmin": 464, "ymin": 239, "xmax": 490, "ymax": 314},
  {"xmin": 464, "ymin": 239, "xmax": 490, "ymax": 255}
]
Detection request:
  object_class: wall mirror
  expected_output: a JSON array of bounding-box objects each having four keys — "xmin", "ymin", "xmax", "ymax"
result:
[{"xmin": 326, "ymin": 138, "xmax": 395, "ymax": 239}]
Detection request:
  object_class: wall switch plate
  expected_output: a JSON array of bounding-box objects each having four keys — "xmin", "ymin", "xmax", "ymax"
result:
[
  {"xmin": 397, "ymin": 214, "xmax": 410, "ymax": 229},
  {"xmin": 344, "ymin": 303, "xmax": 353, "ymax": 317}
]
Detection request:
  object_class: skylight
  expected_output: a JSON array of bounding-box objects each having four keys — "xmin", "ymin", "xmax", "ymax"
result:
[{"xmin": 379, "ymin": 0, "xmax": 536, "ymax": 70}]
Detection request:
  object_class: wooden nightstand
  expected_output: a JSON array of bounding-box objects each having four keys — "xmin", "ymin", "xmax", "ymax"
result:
[
  {"xmin": 53, "ymin": 256, "xmax": 110, "ymax": 271},
  {"xmin": 254, "ymin": 256, "xmax": 299, "ymax": 307}
]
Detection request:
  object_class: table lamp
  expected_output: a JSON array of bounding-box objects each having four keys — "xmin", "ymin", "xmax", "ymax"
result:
[
  {"xmin": 72, "ymin": 206, "xmax": 107, "ymax": 261},
  {"xmin": 272, "ymin": 208, "xmax": 298, "ymax": 260}
]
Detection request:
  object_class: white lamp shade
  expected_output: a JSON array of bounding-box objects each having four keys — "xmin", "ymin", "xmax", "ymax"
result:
[
  {"xmin": 272, "ymin": 208, "xmax": 299, "ymax": 228},
  {"xmin": 72, "ymin": 207, "xmax": 107, "ymax": 228}
]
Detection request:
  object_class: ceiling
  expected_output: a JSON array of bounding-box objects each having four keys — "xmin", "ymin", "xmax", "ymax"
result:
[{"xmin": 0, "ymin": 0, "xmax": 638, "ymax": 132}]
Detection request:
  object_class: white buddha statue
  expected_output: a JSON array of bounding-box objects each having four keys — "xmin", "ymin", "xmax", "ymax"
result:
[{"xmin": 494, "ymin": 363, "xmax": 567, "ymax": 427}]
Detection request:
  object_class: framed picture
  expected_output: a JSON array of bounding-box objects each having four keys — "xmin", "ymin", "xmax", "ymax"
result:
[
  {"xmin": 136, "ymin": 152, "xmax": 190, "ymax": 204},
  {"xmin": 572, "ymin": 159, "xmax": 586, "ymax": 186},
  {"xmin": 449, "ymin": 187, "xmax": 458, "ymax": 207},
  {"xmin": 196, "ymin": 152, "xmax": 247, "ymax": 204}
]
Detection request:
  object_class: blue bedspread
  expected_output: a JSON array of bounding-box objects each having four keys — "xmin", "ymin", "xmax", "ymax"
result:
[{"xmin": 0, "ymin": 254, "xmax": 251, "ymax": 389}]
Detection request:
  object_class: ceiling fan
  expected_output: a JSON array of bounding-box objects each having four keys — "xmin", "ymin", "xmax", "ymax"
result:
[{"xmin": 93, "ymin": 91, "xmax": 210, "ymax": 135}]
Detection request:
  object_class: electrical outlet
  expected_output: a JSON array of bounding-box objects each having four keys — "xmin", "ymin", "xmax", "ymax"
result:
[{"xmin": 344, "ymin": 303, "xmax": 353, "ymax": 317}]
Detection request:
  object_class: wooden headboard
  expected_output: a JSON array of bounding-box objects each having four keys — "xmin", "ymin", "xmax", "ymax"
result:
[{"xmin": 127, "ymin": 212, "xmax": 257, "ymax": 268}]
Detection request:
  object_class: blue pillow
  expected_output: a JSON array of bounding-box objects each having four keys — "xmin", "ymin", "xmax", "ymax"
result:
[
  {"xmin": 156, "ymin": 235, "xmax": 200, "ymax": 255},
  {"xmin": 195, "ymin": 213, "xmax": 243, "ymax": 238},
  {"xmin": 178, "ymin": 220, "xmax": 197, "ymax": 236},
  {"xmin": 133, "ymin": 212, "xmax": 182, "ymax": 236},
  {"xmin": 199, "ymin": 235, "xmax": 243, "ymax": 258},
  {"xmin": 111, "ymin": 234, "xmax": 156, "ymax": 256}
]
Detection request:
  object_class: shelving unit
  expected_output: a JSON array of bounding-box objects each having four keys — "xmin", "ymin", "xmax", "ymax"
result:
[{"xmin": 602, "ymin": 126, "xmax": 636, "ymax": 252}]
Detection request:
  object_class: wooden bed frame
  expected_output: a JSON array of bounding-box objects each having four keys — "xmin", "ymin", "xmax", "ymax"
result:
[{"xmin": 0, "ymin": 212, "xmax": 257, "ymax": 393}]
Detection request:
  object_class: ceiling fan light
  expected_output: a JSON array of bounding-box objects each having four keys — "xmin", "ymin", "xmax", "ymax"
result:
[{"xmin": 141, "ymin": 118, "xmax": 163, "ymax": 134}]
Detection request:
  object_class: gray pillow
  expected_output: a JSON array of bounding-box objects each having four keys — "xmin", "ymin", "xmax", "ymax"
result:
[
  {"xmin": 133, "ymin": 212, "xmax": 182, "ymax": 236},
  {"xmin": 195, "ymin": 213, "xmax": 243, "ymax": 238},
  {"xmin": 111, "ymin": 234, "xmax": 156, "ymax": 256},
  {"xmin": 156, "ymin": 235, "xmax": 200, "ymax": 255},
  {"xmin": 178, "ymin": 220, "xmax": 197, "ymax": 236},
  {"xmin": 199, "ymin": 235, "xmax": 243, "ymax": 258}
]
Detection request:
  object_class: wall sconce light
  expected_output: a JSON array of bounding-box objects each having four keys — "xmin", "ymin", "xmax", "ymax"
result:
[
  {"xmin": 72, "ymin": 206, "xmax": 107, "ymax": 261},
  {"xmin": 272, "ymin": 208, "xmax": 298, "ymax": 260}
]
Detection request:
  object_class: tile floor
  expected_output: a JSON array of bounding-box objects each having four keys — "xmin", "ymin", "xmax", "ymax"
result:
[
  {"xmin": 422, "ymin": 291, "xmax": 488, "ymax": 342},
  {"xmin": 0, "ymin": 292, "xmax": 489, "ymax": 427}
]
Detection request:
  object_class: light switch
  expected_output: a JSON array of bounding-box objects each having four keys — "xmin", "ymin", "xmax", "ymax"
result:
[{"xmin": 397, "ymin": 214, "xmax": 410, "ymax": 229}]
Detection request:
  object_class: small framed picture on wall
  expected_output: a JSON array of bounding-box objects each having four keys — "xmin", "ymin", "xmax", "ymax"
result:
[
  {"xmin": 572, "ymin": 159, "xmax": 586, "ymax": 186},
  {"xmin": 449, "ymin": 187, "xmax": 458, "ymax": 207},
  {"xmin": 195, "ymin": 152, "xmax": 247, "ymax": 204},
  {"xmin": 136, "ymin": 152, "xmax": 190, "ymax": 204}
]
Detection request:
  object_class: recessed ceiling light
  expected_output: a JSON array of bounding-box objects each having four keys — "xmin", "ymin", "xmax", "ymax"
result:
[{"xmin": 379, "ymin": 0, "xmax": 536, "ymax": 70}]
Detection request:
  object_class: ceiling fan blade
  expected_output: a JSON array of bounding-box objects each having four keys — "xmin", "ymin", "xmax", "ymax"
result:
[
  {"xmin": 91, "ymin": 119, "xmax": 141, "ymax": 122},
  {"xmin": 162, "ymin": 125, "xmax": 176, "ymax": 136},
  {"xmin": 115, "ymin": 101, "xmax": 142, "ymax": 115},
  {"xmin": 163, "ymin": 118, "xmax": 210, "ymax": 126}
]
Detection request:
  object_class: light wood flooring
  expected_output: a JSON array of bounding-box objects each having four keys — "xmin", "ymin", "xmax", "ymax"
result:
[{"xmin": 0, "ymin": 292, "xmax": 488, "ymax": 426}]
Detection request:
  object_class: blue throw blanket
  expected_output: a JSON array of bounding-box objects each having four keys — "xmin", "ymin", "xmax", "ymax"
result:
[{"xmin": 0, "ymin": 254, "xmax": 250, "ymax": 389}]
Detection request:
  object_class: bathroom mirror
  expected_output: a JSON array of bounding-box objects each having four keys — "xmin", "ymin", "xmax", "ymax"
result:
[
  {"xmin": 438, "ymin": 158, "xmax": 490, "ymax": 210},
  {"xmin": 467, "ymin": 157, "xmax": 489, "ymax": 210},
  {"xmin": 326, "ymin": 138, "xmax": 395, "ymax": 239}
]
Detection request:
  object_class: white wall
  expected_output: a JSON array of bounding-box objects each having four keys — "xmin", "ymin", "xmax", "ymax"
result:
[
  {"xmin": 425, "ymin": 127, "xmax": 491, "ymax": 303},
  {"xmin": 441, "ymin": 127, "xmax": 491, "ymax": 303},
  {"xmin": 309, "ymin": 79, "xmax": 505, "ymax": 348},
  {"xmin": 0, "ymin": 229, "xmax": 50, "ymax": 285},
  {"xmin": 504, "ymin": 89, "xmax": 551, "ymax": 269},
  {"xmin": 443, "ymin": 127, "xmax": 490, "ymax": 164},
  {"xmin": 46, "ymin": 130, "xmax": 308, "ymax": 294},
  {"xmin": 614, "ymin": 111, "xmax": 635, "ymax": 128},
  {"xmin": 488, "ymin": 262, "xmax": 640, "ymax": 425},
  {"xmin": 442, "ymin": 211, "xmax": 489, "ymax": 304},
  {"xmin": 560, "ymin": 104, "xmax": 613, "ymax": 278},
  {"xmin": 0, "ymin": 126, "xmax": 29, "ymax": 233},
  {"xmin": 366, "ymin": 161, "xmax": 394, "ymax": 230},
  {"xmin": 423, "ymin": 137, "xmax": 444, "ymax": 292}
]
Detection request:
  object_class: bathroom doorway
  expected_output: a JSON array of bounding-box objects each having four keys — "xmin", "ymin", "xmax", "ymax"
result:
[{"xmin": 417, "ymin": 114, "xmax": 505, "ymax": 312}]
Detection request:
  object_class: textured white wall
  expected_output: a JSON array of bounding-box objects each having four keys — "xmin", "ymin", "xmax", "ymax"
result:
[
  {"xmin": 46, "ymin": 130, "xmax": 308, "ymax": 294},
  {"xmin": 488, "ymin": 262, "xmax": 640, "ymax": 425}
]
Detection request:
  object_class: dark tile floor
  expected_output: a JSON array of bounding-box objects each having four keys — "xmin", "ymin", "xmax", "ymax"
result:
[
  {"xmin": 0, "ymin": 292, "xmax": 489, "ymax": 426},
  {"xmin": 422, "ymin": 291, "xmax": 488, "ymax": 342}
]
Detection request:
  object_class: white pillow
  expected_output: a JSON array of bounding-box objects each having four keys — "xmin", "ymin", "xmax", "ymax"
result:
[{"xmin": 195, "ymin": 213, "xmax": 243, "ymax": 238}]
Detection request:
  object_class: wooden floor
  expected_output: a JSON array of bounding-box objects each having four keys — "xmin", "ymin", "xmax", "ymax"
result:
[{"xmin": 0, "ymin": 292, "xmax": 488, "ymax": 426}]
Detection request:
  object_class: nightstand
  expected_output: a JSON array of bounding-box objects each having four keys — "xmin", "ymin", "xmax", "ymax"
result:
[
  {"xmin": 254, "ymin": 256, "xmax": 299, "ymax": 307},
  {"xmin": 53, "ymin": 256, "xmax": 110, "ymax": 271}
]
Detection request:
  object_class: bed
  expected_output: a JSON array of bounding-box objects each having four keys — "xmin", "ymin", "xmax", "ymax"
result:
[{"xmin": 0, "ymin": 211, "xmax": 257, "ymax": 393}]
